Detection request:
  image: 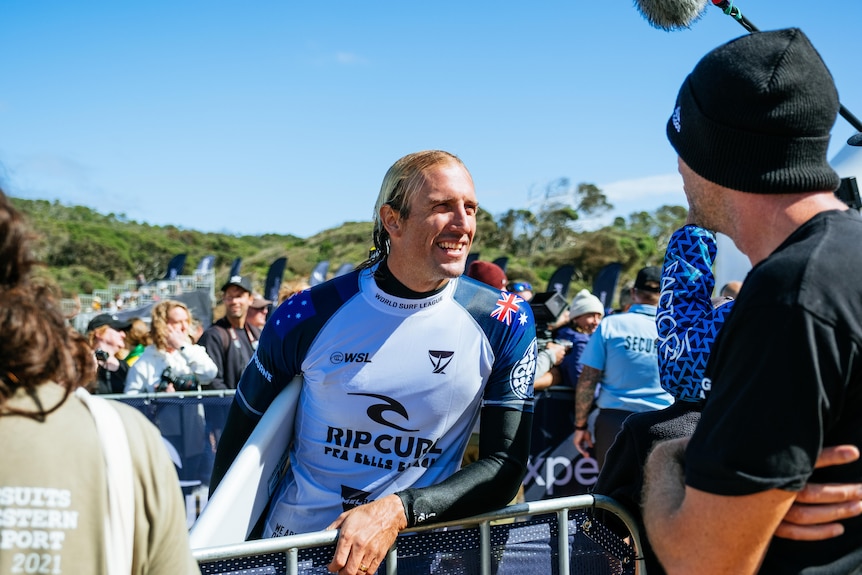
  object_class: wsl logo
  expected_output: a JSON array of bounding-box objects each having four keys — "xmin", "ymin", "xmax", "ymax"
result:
[
  {"xmin": 330, "ymin": 351, "xmax": 373, "ymax": 364},
  {"xmin": 428, "ymin": 350, "xmax": 454, "ymax": 374}
]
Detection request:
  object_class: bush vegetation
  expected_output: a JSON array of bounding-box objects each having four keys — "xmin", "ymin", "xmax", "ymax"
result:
[{"xmin": 10, "ymin": 187, "xmax": 687, "ymax": 307}]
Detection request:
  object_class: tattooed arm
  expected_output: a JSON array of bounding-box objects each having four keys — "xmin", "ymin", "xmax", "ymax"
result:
[{"xmin": 573, "ymin": 365, "xmax": 602, "ymax": 458}]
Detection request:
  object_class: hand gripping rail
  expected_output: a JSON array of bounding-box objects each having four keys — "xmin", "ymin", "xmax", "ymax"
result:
[{"xmin": 194, "ymin": 493, "xmax": 646, "ymax": 575}]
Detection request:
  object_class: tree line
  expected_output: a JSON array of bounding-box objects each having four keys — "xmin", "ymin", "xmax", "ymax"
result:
[{"xmin": 11, "ymin": 181, "xmax": 687, "ymax": 305}]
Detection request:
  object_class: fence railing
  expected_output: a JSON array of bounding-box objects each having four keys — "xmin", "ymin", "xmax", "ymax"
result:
[
  {"xmin": 101, "ymin": 391, "xmax": 642, "ymax": 572},
  {"xmin": 193, "ymin": 494, "xmax": 644, "ymax": 575}
]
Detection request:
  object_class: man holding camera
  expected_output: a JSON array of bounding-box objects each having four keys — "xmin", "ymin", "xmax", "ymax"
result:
[{"xmin": 86, "ymin": 312, "xmax": 133, "ymax": 394}]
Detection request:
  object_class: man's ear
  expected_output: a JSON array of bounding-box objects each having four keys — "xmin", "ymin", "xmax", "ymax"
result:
[{"xmin": 379, "ymin": 204, "xmax": 401, "ymax": 237}]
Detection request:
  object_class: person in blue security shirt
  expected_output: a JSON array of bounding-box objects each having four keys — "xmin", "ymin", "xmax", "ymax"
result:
[
  {"xmin": 572, "ymin": 266, "xmax": 672, "ymax": 468},
  {"xmin": 210, "ymin": 150, "xmax": 537, "ymax": 575}
]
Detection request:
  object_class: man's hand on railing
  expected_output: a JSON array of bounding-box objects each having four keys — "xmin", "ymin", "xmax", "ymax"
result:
[
  {"xmin": 326, "ymin": 494, "xmax": 407, "ymax": 575},
  {"xmin": 776, "ymin": 445, "xmax": 862, "ymax": 540}
]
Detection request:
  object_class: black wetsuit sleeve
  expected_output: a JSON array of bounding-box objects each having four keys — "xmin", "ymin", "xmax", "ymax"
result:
[
  {"xmin": 208, "ymin": 399, "xmax": 259, "ymax": 496},
  {"xmin": 396, "ymin": 405, "xmax": 532, "ymax": 527}
]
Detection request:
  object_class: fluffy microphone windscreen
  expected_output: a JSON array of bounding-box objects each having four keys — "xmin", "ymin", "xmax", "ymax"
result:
[{"xmin": 634, "ymin": 0, "xmax": 709, "ymax": 30}]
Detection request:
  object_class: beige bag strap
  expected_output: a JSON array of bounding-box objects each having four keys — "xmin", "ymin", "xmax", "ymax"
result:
[{"xmin": 75, "ymin": 388, "xmax": 135, "ymax": 575}]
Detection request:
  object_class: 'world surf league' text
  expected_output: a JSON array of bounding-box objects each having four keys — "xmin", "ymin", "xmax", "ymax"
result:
[{"xmin": 374, "ymin": 292, "xmax": 443, "ymax": 311}]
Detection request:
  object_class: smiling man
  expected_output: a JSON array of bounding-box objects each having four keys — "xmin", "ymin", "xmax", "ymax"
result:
[
  {"xmin": 210, "ymin": 150, "xmax": 538, "ymax": 575},
  {"xmin": 199, "ymin": 275, "xmax": 260, "ymax": 391}
]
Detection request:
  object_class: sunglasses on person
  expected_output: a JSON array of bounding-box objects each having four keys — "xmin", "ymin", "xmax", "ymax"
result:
[{"xmin": 510, "ymin": 282, "xmax": 532, "ymax": 292}]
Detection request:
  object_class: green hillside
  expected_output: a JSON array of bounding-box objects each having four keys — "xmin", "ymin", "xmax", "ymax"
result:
[{"xmin": 10, "ymin": 193, "xmax": 686, "ymax": 306}]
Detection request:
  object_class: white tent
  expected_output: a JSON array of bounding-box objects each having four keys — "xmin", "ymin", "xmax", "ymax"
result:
[
  {"xmin": 831, "ymin": 142, "xmax": 862, "ymax": 180},
  {"xmin": 714, "ymin": 142, "xmax": 862, "ymax": 292}
]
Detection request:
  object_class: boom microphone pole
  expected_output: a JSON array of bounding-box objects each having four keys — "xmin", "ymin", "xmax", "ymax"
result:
[
  {"xmin": 635, "ymin": 0, "xmax": 862, "ymax": 133},
  {"xmin": 709, "ymin": 0, "xmax": 862, "ymax": 132},
  {"xmin": 710, "ymin": 0, "xmax": 758, "ymax": 33}
]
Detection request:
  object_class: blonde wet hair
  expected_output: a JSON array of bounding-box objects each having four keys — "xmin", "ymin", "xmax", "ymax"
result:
[{"xmin": 359, "ymin": 150, "xmax": 470, "ymax": 270}]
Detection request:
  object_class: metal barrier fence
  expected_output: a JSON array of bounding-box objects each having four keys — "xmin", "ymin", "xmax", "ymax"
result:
[
  {"xmin": 104, "ymin": 392, "xmax": 643, "ymax": 573},
  {"xmin": 193, "ymin": 494, "xmax": 644, "ymax": 575},
  {"xmin": 107, "ymin": 390, "xmax": 613, "ymax": 530}
]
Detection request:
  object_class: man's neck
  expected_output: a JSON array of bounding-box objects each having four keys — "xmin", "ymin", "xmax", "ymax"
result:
[
  {"xmin": 729, "ymin": 191, "xmax": 847, "ymax": 266},
  {"xmin": 226, "ymin": 316, "xmax": 245, "ymax": 330},
  {"xmin": 374, "ymin": 259, "xmax": 447, "ymax": 299}
]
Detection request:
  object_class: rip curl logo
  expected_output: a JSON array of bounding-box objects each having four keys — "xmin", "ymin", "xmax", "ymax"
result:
[
  {"xmin": 348, "ymin": 392, "xmax": 419, "ymax": 432},
  {"xmin": 672, "ymin": 105, "xmax": 682, "ymax": 133},
  {"xmin": 428, "ymin": 350, "xmax": 454, "ymax": 374},
  {"xmin": 509, "ymin": 339, "xmax": 537, "ymax": 400}
]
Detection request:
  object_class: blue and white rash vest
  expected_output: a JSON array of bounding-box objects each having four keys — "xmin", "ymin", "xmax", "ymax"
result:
[{"xmin": 234, "ymin": 266, "xmax": 537, "ymax": 536}]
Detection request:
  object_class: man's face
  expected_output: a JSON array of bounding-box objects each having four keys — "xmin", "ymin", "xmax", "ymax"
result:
[
  {"xmin": 678, "ymin": 157, "xmax": 726, "ymax": 232},
  {"xmin": 223, "ymin": 286, "xmax": 253, "ymax": 320},
  {"xmin": 385, "ymin": 162, "xmax": 477, "ymax": 292},
  {"xmin": 95, "ymin": 326, "xmax": 126, "ymax": 351},
  {"xmin": 246, "ymin": 305, "xmax": 268, "ymax": 328}
]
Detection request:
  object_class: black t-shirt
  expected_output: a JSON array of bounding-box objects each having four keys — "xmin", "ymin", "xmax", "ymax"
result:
[
  {"xmin": 199, "ymin": 318, "xmax": 260, "ymax": 390},
  {"xmin": 688, "ymin": 209, "xmax": 862, "ymax": 573},
  {"xmin": 595, "ymin": 400, "xmax": 703, "ymax": 575},
  {"xmin": 95, "ymin": 359, "xmax": 129, "ymax": 394}
]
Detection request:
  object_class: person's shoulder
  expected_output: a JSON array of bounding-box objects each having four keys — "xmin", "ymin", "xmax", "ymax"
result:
[
  {"xmin": 108, "ymin": 402, "xmax": 184, "ymax": 495},
  {"xmin": 455, "ymin": 273, "xmax": 493, "ymax": 295},
  {"xmin": 201, "ymin": 317, "xmax": 230, "ymax": 335},
  {"xmin": 749, "ymin": 211, "xmax": 862, "ymax": 305},
  {"xmin": 208, "ymin": 317, "xmax": 230, "ymax": 329},
  {"xmin": 454, "ymin": 274, "xmax": 512, "ymax": 304},
  {"xmin": 596, "ymin": 311, "xmax": 624, "ymax": 327},
  {"xmin": 108, "ymin": 400, "xmax": 164, "ymax": 444},
  {"xmin": 280, "ymin": 270, "xmax": 360, "ymax": 317},
  {"xmin": 454, "ymin": 276, "xmax": 533, "ymax": 321},
  {"xmin": 199, "ymin": 320, "xmax": 229, "ymax": 345}
]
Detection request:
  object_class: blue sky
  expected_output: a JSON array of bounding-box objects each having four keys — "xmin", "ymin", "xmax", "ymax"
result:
[{"xmin": 2, "ymin": 1, "xmax": 861, "ymax": 238}]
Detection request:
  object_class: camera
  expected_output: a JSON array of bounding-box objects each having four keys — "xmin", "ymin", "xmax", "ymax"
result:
[
  {"xmin": 555, "ymin": 338, "xmax": 574, "ymax": 352},
  {"xmin": 529, "ymin": 291, "xmax": 569, "ymax": 344},
  {"xmin": 157, "ymin": 367, "xmax": 200, "ymax": 392},
  {"xmin": 94, "ymin": 349, "xmax": 110, "ymax": 362}
]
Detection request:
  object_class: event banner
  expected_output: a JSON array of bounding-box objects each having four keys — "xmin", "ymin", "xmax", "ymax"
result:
[{"xmin": 525, "ymin": 387, "xmax": 597, "ymax": 501}]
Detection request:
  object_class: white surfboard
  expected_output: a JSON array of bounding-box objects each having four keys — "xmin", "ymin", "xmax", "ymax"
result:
[{"xmin": 189, "ymin": 377, "xmax": 302, "ymax": 549}]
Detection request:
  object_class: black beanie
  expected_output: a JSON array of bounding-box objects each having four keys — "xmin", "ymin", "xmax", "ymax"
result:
[{"xmin": 667, "ymin": 28, "xmax": 840, "ymax": 194}]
